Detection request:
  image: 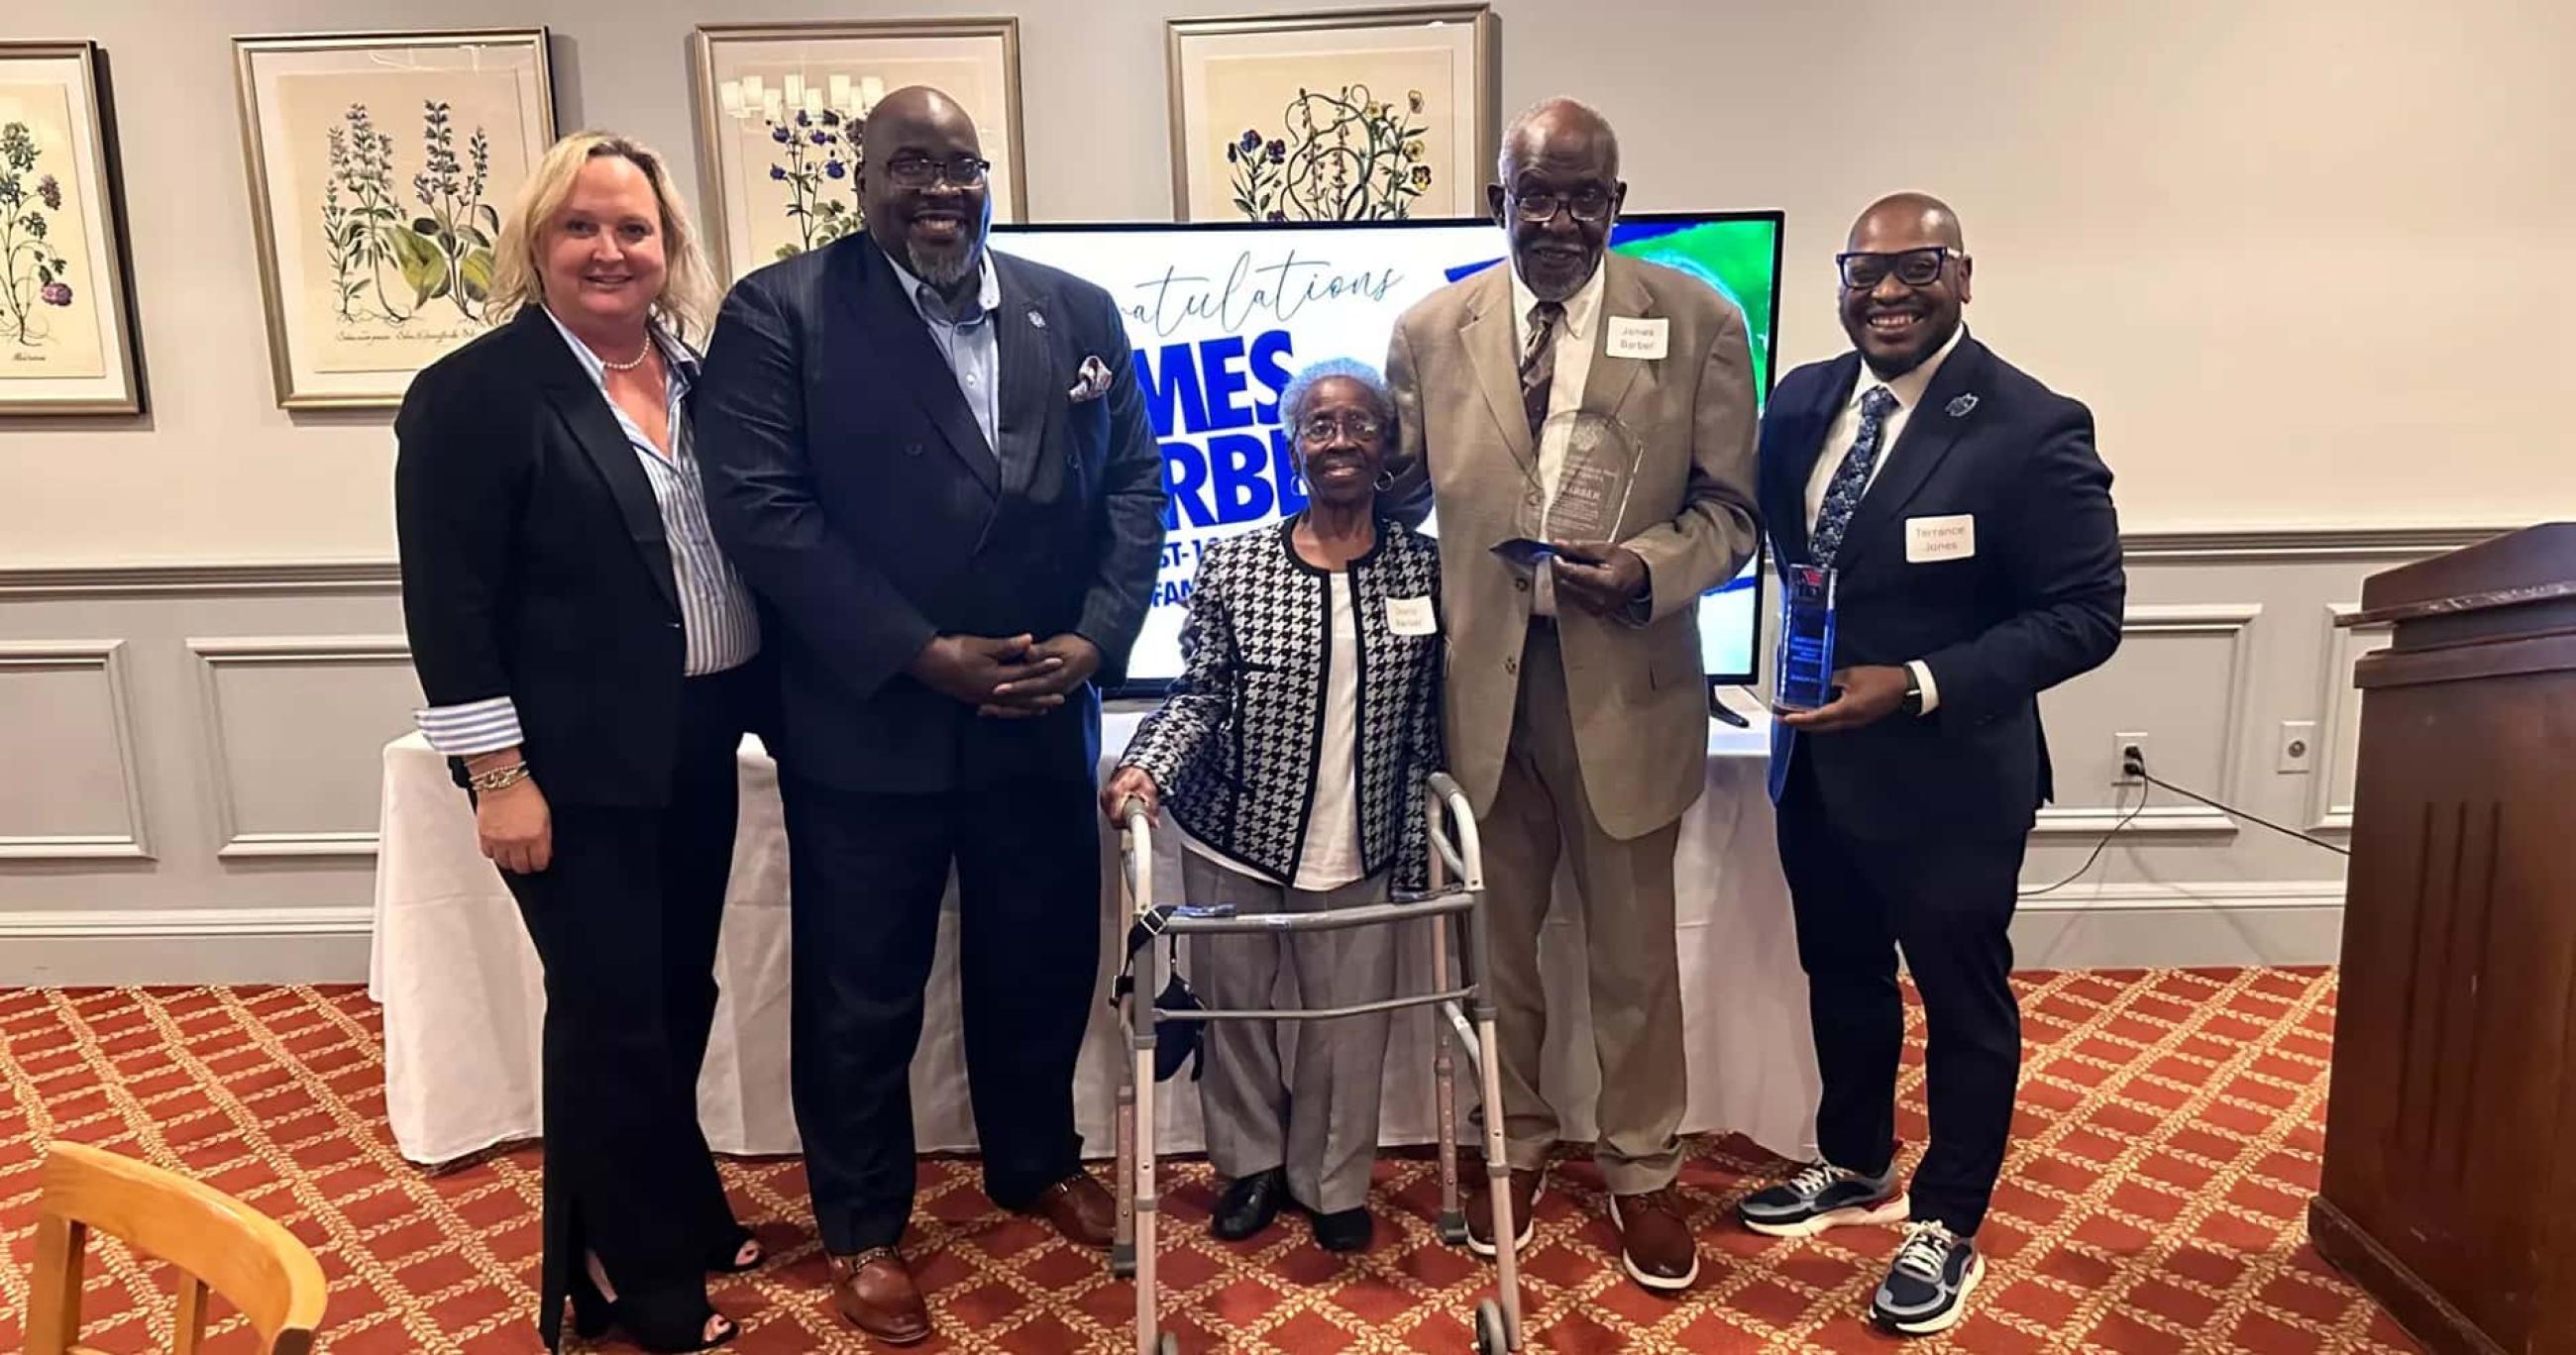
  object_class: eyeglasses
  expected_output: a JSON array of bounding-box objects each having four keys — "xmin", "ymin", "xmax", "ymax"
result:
[
  {"xmin": 883, "ymin": 154, "xmax": 992, "ymax": 189},
  {"xmin": 1511, "ymin": 185, "xmax": 1615, "ymax": 224},
  {"xmin": 1297, "ymin": 412, "xmax": 1385, "ymax": 445},
  {"xmin": 1836, "ymin": 247, "xmax": 1955, "ymax": 289}
]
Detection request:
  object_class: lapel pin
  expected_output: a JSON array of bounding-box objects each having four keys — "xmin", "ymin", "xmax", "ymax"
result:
[
  {"xmin": 1947, "ymin": 393, "xmax": 1980, "ymax": 418},
  {"xmin": 1026, "ymin": 307, "xmax": 1047, "ymax": 330}
]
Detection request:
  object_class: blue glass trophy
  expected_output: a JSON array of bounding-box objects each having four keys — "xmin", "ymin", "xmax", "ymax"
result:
[{"xmin": 1773, "ymin": 564, "xmax": 1839, "ymax": 710}]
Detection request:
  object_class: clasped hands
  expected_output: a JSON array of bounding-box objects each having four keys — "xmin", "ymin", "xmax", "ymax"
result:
[{"xmin": 910, "ymin": 631, "xmax": 1101, "ymax": 719}]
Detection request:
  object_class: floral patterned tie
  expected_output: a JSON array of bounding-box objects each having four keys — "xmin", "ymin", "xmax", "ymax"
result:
[{"xmin": 1809, "ymin": 385, "xmax": 1899, "ymax": 567}]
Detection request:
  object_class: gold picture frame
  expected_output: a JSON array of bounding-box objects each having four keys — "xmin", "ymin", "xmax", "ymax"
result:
[
  {"xmin": 1165, "ymin": 5, "xmax": 1497, "ymax": 223},
  {"xmin": 691, "ymin": 19, "xmax": 1028, "ymax": 284},
  {"xmin": 233, "ymin": 28, "xmax": 557, "ymax": 410},
  {"xmin": 0, "ymin": 41, "xmax": 144, "ymax": 415}
]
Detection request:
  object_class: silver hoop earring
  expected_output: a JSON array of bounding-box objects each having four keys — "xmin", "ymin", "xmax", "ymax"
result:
[{"xmin": 1375, "ymin": 469, "xmax": 1399, "ymax": 491}]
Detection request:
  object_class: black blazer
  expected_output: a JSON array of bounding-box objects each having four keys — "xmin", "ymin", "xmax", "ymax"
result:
[
  {"xmin": 695, "ymin": 234, "xmax": 1167, "ymax": 794},
  {"xmin": 394, "ymin": 308, "xmax": 762, "ymax": 808},
  {"xmin": 1757, "ymin": 334, "xmax": 2125, "ymax": 838}
]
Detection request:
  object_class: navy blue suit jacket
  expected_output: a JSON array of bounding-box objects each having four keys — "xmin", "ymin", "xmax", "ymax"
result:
[
  {"xmin": 695, "ymin": 234, "xmax": 1166, "ymax": 793},
  {"xmin": 1759, "ymin": 334, "xmax": 2125, "ymax": 838}
]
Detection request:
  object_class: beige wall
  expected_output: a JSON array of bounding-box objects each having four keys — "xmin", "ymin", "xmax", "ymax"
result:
[{"xmin": 2, "ymin": 0, "xmax": 2568, "ymax": 567}]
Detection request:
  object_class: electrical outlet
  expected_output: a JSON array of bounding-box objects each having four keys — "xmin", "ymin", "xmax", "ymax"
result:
[
  {"xmin": 2113, "ymin": 732, "xmax": 2149, "ymax": 786},
  {"xmin": 2277, "ymin": 720, "xmax": 2317, "ymax": 775}
]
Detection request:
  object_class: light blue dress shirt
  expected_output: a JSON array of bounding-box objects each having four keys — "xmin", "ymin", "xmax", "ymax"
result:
[{"xmin": 886, "ymin": 249, "xmax": 1004, "ymax": 458}]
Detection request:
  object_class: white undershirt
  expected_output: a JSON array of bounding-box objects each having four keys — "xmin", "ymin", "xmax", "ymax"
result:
[{"xmin": 1292, "ymin": 572, "xmax": 1364, "ymax": 891}]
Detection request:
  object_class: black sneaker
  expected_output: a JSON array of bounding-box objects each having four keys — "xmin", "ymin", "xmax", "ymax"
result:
[
  {"xmin": 1872, "ymin": 1219, "xmax": 1985, "ymax": 1336},
  {"xmin": 1736, "ymin": 1161, "xmax": 1907, "ymax": 1238}
]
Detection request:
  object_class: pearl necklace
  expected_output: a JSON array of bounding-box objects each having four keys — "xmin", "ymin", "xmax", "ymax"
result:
[{"xmin": 601, "ymin": 337, "xmax": 654, "ymax": 372}]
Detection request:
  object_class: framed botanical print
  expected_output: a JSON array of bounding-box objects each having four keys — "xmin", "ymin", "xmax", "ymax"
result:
[
  {"xmin": 1166, "ymin": 6, "xmax": 1496, "ymax": 222},
  {"xmin": 692, "ymin": 19, "xmax": 1027, "ymax": 284},
  {"xmin": 233, "ymin": 28, "xmax": 556, "ymax": 409},
  {"xmin": 0, "ymin": 42, "xmax": 143, "ymax": 415}
]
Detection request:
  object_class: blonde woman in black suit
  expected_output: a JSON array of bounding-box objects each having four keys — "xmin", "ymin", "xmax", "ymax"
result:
[{"xmin": 394, "ymin": 132, "xmax": 768, "ymax": 1353}]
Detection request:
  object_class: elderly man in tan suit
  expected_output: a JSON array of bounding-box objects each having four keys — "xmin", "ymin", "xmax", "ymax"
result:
[{"xmin": 1383, "ymin": 97, "xmax": 1759, "ymax": 1293}]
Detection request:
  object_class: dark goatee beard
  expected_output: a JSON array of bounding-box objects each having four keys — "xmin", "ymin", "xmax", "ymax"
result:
[{"xmin": 908, "ymin": 242, "xmax": 981, "ymax": 289}]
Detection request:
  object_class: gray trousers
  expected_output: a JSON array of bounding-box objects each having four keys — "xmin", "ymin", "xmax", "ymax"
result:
[
  {"xmin": 1480, "ymin": 622, "xmax": 1688, "ymax": 1195},
  {"xmin": 1183, "ymin": 852, "xmax": 1396, "ymax": 1214}
]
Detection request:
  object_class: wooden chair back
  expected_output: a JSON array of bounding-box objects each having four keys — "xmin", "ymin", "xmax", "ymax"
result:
[{"xmin": 22, "ymin": 1141, "xmax": 327, "ymax": 1355}]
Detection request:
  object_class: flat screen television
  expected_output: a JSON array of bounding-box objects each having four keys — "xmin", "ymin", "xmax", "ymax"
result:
[{"xmin": 990, "ymin": 210, "xmax": 1784, "ymax": 696}]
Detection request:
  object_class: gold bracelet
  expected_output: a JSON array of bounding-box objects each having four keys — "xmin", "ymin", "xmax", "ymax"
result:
[{"xmin": 468, "ymin": 762, "xmax": 532, "ymax": 794}]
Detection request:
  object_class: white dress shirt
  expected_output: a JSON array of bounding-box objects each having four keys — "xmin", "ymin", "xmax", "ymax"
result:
[
  {"xmin": 1510, "ymin": 262, "xmax": 1608, "ymax": 618},
  {"xmin": 1802, "ymin": 324, "xmax": 1967, "ymax": 714}
]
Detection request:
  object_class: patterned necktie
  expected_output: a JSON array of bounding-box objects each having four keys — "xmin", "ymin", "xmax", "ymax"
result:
[
  {"xmin": 1809, "ymin": 385, "xmax": 1900, "ymax": 568},
  {"xmin": 1519, "ymin": 300, "xmax": 1564, "ymax": 445}
]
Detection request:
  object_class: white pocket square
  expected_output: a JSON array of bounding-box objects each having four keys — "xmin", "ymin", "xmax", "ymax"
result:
[{"xmin": 1068, "ymin": 355, "xmax": 1114, "ymax": 403}]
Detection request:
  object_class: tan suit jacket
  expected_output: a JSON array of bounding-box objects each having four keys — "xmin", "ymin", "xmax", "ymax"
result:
[{"xmin": 1385, "ymin": 252, "xmax": 1760, "ymax": 840}]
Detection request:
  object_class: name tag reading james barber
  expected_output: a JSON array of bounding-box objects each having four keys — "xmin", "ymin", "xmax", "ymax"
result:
[
  {"xmin": 1385, "ymin": 596, "xmax": 1438, "ymax": 636},
  {"xmin": 1906, "ymin": 514, "xmax": 1977, "ymax": 563},
  {"xmin": 1605, "ymin": 316, "xmax": 1668, "ymax": 361}
]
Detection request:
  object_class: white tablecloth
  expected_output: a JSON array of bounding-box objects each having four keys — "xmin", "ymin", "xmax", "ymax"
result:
[{"xmin": 370, "ymin": 709, "xmax": 1821, "ymax": 1167}]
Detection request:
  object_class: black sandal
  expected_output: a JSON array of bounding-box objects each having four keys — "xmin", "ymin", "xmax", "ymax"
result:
[
  {"xmin": 570, "ymin": 1266, "xmax": 738, "ymax": 1352},
  {"xmin": 705, "ymin": 1224, "xmax": 764, "ymax": 1274}
]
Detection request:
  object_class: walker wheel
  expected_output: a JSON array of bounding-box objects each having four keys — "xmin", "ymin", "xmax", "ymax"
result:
[{"xmin": 1474, "ymin": 1299, "xmax": 1508, "ymax": 1354}]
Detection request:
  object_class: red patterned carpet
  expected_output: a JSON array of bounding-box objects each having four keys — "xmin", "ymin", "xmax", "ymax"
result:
[{"xmin": 1, "ymin": 970, "xmax": 2417, "ymax": 1352}]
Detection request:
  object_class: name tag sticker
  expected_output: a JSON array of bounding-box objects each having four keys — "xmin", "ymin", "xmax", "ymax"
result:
[
  {"xmin": 1385, "ymin": 596, "xmax": 1438, "ymax": 636},
  {"xmin": 1905, "ymin": 514, "xmax": 1977, "ymax": 563},
  {"xmin": 1605, "ymin": 316, "xmax": 1668, "ymax": 361}
]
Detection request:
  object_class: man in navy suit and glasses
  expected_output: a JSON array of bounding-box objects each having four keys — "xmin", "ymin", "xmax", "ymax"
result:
[
  {"xmin": 694, "ymin": 86, "xmax": 1164, "ymax": 1347},
  {"xmin": 1735, "ymin": 193, "xmax": 2124, "ymax": 1336}
]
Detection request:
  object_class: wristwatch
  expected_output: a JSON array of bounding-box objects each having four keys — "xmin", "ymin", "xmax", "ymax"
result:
[{"xmin": 1899, "ymin": 666, "xmax": 1926, "ymax": 716}]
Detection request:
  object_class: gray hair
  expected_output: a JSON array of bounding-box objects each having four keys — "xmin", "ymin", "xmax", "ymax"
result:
[{"xmin": 1277, "ymin": 358, "xmax": 1394, "ymax": 436}]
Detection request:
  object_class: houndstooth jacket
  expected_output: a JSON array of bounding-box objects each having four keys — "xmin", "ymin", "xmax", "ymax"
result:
[{"xmin": 1120, "ymin": 517, "xmax": 1446, "ymax": 890}]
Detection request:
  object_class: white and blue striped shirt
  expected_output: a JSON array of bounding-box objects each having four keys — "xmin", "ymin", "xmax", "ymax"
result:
[{"xmin": 413, "ymin": 312, "xmax": 762, "ymax": 757}]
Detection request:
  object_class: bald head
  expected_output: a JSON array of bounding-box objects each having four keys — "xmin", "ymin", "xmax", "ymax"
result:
[
  {"xmin": 1847, "ymin": 191, "xmax": 1964, "ymax": 254},
  {"xmin": 1499, "ymin": 97, "xmax": 1620, "ymax": 184},
  {"xmin": 861, "ymin": 85, "xmax": 977, "ymax": 165}
]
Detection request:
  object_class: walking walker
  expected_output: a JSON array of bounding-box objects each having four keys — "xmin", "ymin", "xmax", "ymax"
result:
[{"xmin": 1109, "ymin": 772, "xmax": 1524, "ymax": 1355}]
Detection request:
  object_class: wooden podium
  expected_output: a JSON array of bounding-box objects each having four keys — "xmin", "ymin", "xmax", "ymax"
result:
[{"xmin": 2310, "ymin": 523, "xmax": 2576, "ymax": 1354}]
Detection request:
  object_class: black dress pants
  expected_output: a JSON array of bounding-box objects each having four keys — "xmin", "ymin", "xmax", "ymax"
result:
[
  {"xmin": 780, "ymin": 774, "xmax": 1102, "ymax": 1254},
  {"xmin": 1773, "ymin": 751, "xmax": 2026, "ymax": 1235},
  {"xmin": 499, "ymin": 669, "xmax": 749, "ymax": 1344}
]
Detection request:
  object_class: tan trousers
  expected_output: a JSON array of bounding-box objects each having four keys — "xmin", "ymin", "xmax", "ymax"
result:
[{"xmin": 1477, "ymin": 621, "xmax": 1687, "ymax": 1195}]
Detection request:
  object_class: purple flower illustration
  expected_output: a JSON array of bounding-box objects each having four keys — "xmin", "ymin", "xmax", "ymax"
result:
[
  {"xmin": 795, "ymin": 110, "xmax": 811, "ymax": 128},
  {"xmin": 1266, "ymin": 210, "xmax": 1287, "ymax": 222},
  {"xmin": 40, "ymin": 281, "xmax": 71, "ymax": 307},
  {"xmin": 824, "ymin": 158, "xmax": 846, "ymax": 179},
  {"xmin": 810, "ymin": 130, "xmax": 830, "ymax": 146},
  {"xmin": 1239, "ymin": 129, "xmax": 1262, "ymax": 154},
  {"xmin": 769, "ymin": 164, "xmax": 788, "ymax": 180},
  {"xmin": 1266, "ymin": 140, "xmax": 1286, "ymax": 163},
  {"xmin": 37, "ymin": 175, "xmax": 60, "ymax": 211},
  {"xmin": 771, "ymin": 125, "xmax": 792, "ymax": 145}
]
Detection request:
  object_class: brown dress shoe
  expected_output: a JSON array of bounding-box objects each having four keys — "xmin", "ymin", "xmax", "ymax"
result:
[
  {"xmin": 1025, "ymin": 1171, "xmax": 1117, "ymax": 1249},
  {"xmin": 1610, "ymin": 1188, "xmax": 1700, "ymax": 1292},
  {"xmin": 1463, "ymin": 1164, "xmax": 1545, "ymax": 1257},
  {"xmin": 827, "ymin": 1248, "xmax": 930, "ymax": 1346}
]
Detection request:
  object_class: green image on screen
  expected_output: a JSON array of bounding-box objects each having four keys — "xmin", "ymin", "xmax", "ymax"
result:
[{"xmin": 1611, "ymin": 219, "xmax": 1780, "ymax": 404}]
